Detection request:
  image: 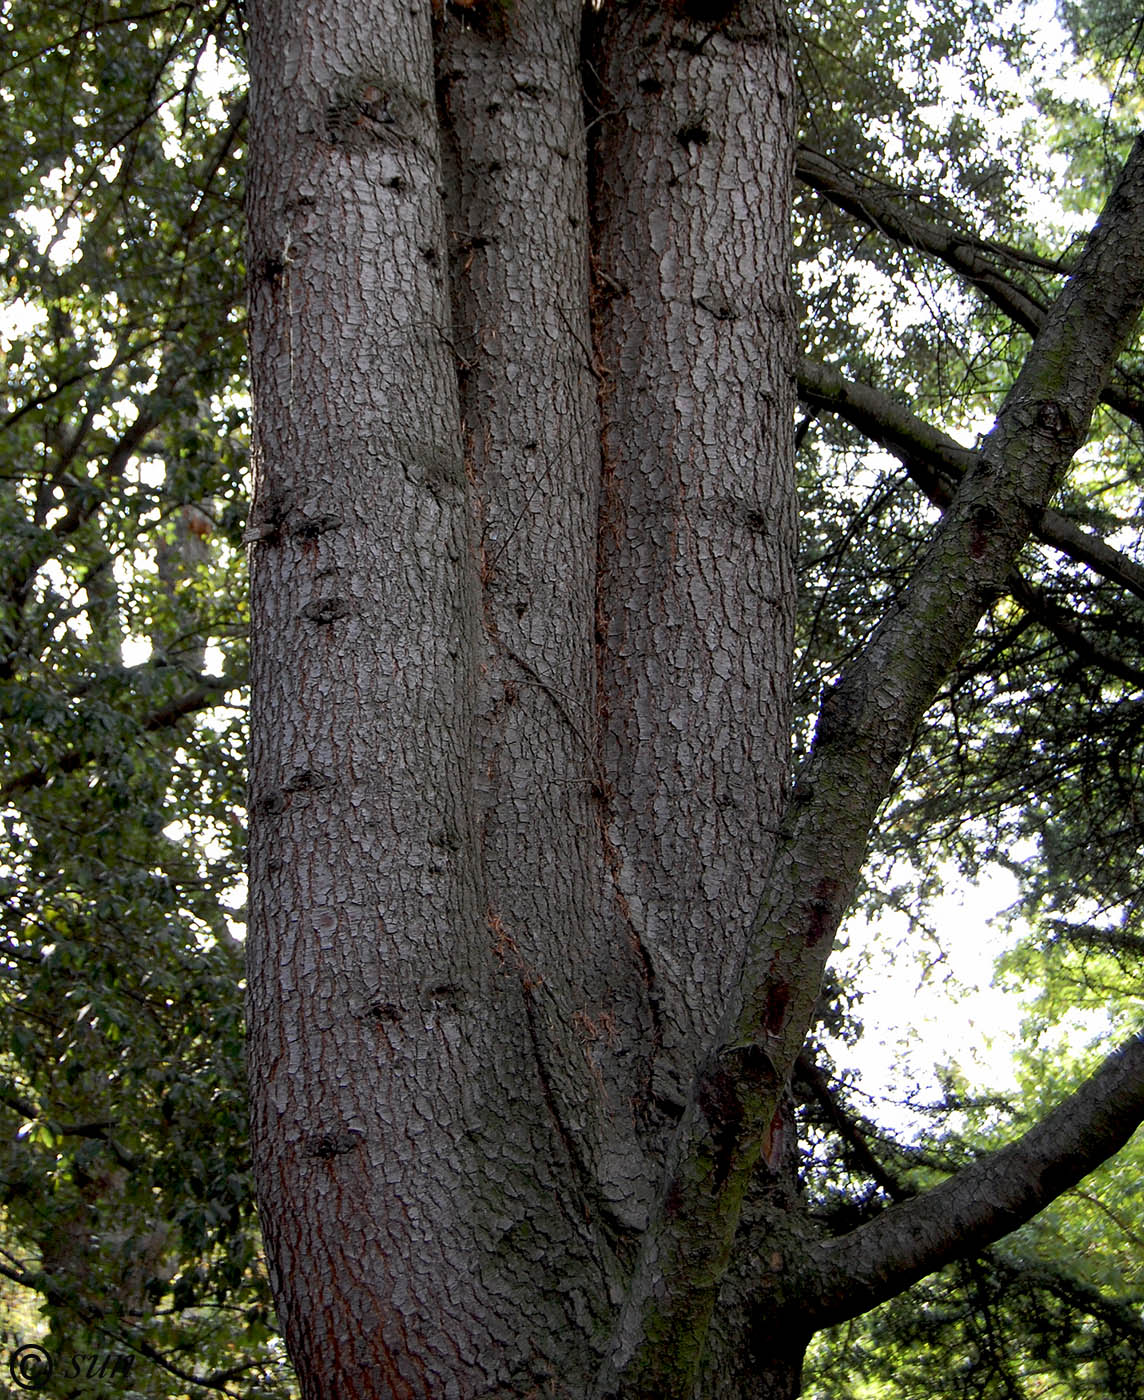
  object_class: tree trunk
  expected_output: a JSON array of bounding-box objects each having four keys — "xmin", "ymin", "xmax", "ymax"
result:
[
  {"xmin": 438, "ymin": 0, "xmax": 658, "ymax": 1231},
  {"xmin": 245, "ymin": 0, "xmax": 797, "ymax": 1392},
  {"xmin": 244, "ymin": 0, "xmax": 1144, "ymax": 1393},
  {"xmin": 245, "ymin": 1, "xmax": 628, "ymax": 1393},
  {"xmin": 589, "ymin": 0, "xmax": 797, "ymax": 1102}
]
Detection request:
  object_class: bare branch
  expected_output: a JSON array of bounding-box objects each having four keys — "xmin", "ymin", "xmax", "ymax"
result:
[
  {"xmin": 796, "ymin": 145, "xmax": 1057, "ymax": 333},
  {"xmin": 804, "ymin": 1032, "xmax": 1144, "ymax": 1327},
  {"xmin": 743, "ymin": 132, "xmax": 1144, "ymax": 1099},
  {"xmin": 796, "ymin": 145, "xmax": 1144, "ymax": 428},
  {"xmin": 797, "ymin": 356, "xmax": 1144, "ymax": 603}
]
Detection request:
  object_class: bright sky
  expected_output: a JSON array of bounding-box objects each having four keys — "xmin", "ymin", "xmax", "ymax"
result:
[
  {"xmin": 826, "ymin": 864, "xmax": 1026, "ymax": 1137},
  {"xmin": 817, "ymin": 0, "xmax": 1126, "ymax": 1132}
]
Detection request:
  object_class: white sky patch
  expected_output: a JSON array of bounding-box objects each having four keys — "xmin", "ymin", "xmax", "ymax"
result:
[
  {"xmin": 203, "ymin": 642, "xmax": 227, "ymax": 675},
  {"xmin": 120, "ymin": 635, "xmax": 153, "ymax": 666},
  {"xmin": 825, "ymin": 861, "xmax": 1028, "ymax": 1135},
  {"xmin": 224, "ymin": 875, "xmax": 248, "ymax": 943},
  {"xmin": 1, "ymin": 295, "xmax": 42, "ymax": 342}
]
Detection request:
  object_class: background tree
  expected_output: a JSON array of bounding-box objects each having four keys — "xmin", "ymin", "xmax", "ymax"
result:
[
  {"xmin": 3, "ymin": 1, "xmax": 1144, "ymax": 1398},
  {"xmin": 0, "ymin": 4, "xmax": 289, "ymax": 1394}
]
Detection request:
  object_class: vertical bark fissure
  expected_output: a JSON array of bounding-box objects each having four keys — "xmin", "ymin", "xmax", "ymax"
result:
[
  {"xmin": 590, "ymin": 0, "xmax": 797, "ymax": 1117},
  {"xmin": 439, "ymin": 0, "xmax": 658, "ymax": 1244},
  {"xmin": 700, "ymin": 1093, "xmax": 818, "ymax": 1400}
]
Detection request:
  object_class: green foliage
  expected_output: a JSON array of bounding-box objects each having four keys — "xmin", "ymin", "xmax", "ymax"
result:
[
  {"xmin": 809, "ymin": 1248, "xmax": 1144, "ymax": 1399},
  {"xmin": 805, "ymin": 1045, "xmax": 1144, "ymax": 1398},
  {"xmin": 0, "ymin": 1, "xmax": 289, "ymax": 1392},
  {"xmin": 789, "ymin": 0, "xmax": 1144, "ymax": 1389}
]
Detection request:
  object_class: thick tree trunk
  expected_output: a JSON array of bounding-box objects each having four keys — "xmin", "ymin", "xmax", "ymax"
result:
[
  {"xmin": 244, "ymin": 0, "xmax": 1144, "ymax": 1392},
  {"xmin": 590, "ymin": 0, "xmax": 797, "ymax": 1092},
  {"xmin": 244, "ymin": 1, "xmax": 637, "ymax": 1394},
  {"xmin": 244, "ymin": 2, "xmax": 488, "ymax": 1389},
  {"xmin": 245, "ymin": 1, "xmax": 798, "ymax": 1393}
]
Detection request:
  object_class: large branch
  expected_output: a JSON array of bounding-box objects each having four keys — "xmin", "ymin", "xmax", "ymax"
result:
[
  {"xmin": 798, "ymin": 357, "xmax": 1144, "ymax": 685},
  {"xmin": 797, "ymin": 356, "xmax": 1144, "ymax": 603},
  {"xmin": 601, "ymin": 133, "xmax": 1144, "ymax": 1400},
  {"xmin": 796, "ymin": 145, "xmax": 1056, "ymax": 334},
  {"xmin": 796, "ymin": 145, "xmax": 1144, "ymax": 427},
  {"xmin": 803, "ymin": 1032, "xmax": 1144, "ymax": 1327}
]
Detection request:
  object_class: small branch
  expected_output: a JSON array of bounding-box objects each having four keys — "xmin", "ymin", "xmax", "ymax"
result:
[
  {"xmin": 796, "ymin": 145, "xmax": 1144, "ymax": 428},
  {"xmin": 796, "ymin": 145, "xmax": 1058, "ymax": 334},
  {"xmin": 1, "ymin": 672, "xmax": 239, "ymax": 798},
  {"xmin": 797, "ymin": 356, "xmax": 1144, "ymax": 604},
  {"xmin": 795, "ymin": 1052, "xmax": 912, "ymax": 1204},
  {"xmin": 1006, "ymin": 570, "xmax": 1144, "ymax": 687}
]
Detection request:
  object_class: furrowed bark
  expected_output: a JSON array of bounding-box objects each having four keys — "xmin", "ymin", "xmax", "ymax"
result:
[
  {"xmin": 439, "ymin": 0, "xmax": 657, "ymax": 1237},
  {"xmin": 590, "ymin": 0, "xmax": 797, "ymax": 1119},
  {"xmin": 588, "ymin": 0, "xmax": 798, "ymax": 1393},
  {"xmin": 241, "ymin": 0, "xmax": 1144, "ymax": 1386},
  {"xmin": 244, "ymin": 3, "xmax": 504, "ymax": 1393},
  {"xmin": 600, "ymin": 132, "xmax": 1144, "ymax": 1400}
]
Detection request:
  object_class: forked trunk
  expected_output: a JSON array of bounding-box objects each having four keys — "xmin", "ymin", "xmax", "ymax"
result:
[
  {"xmin": 242, "ymin": 3, "xmax": 1144, "ymax": 1399},
  {"xmin": 245, "ymin": 1, "xmax": 797, "ymax": 1391}
]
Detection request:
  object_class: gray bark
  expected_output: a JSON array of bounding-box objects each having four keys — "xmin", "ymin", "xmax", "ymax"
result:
[
  {"xmin": 796, "ymin": 356, "xmax": 1144, "ymax": 601},
  {"xmin": 438, "ymin": 0, "xmax": 657, "ymax": 1231},
  {"xmin": 243, "ymin": 0, "xmax": 1144, "ymax": 1390},
  {"xmin": 591, "ymin": 0, "xmax": 798, "ymax": 1093},
  {"xmin": 245, "ymin": 3, "xmax": 511, "ymax": 1393}
]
